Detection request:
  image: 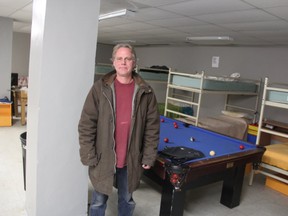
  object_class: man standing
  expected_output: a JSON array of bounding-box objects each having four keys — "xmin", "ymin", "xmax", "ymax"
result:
[{"xmin": 78, "ymin": 43, "xmax": 160, "ymax": 216}]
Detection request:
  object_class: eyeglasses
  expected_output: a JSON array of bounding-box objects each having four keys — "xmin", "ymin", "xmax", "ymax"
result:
[{"xmin": 114, "ymin": 57, "xmax": 135, "ymax": 62}]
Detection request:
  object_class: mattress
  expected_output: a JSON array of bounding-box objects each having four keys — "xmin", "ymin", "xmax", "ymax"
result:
[
  {"xmin": 138, "ymin": 71, "xmax": 168, "ymax": 81},
  {"xmin": 197, "ymin": 115, "xmax": 249, "ymax": 140},
  {"xmin": 172, "ymin": 75, "xmax": 258, "ymax": 92},
  {"xmin": 268, "ymin": 91, "xmax": 288, "ymax": 104},
  {"xmin": 138, "ymin": 70, "xmax": 168, "ymax": 81},
  {"xmin": 262, "ymin": 143, "xmax": 288, "ymax": 170}
]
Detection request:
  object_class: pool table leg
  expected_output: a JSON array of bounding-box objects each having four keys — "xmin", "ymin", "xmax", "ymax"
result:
[
  {"xmin": 220, "ymin": 164, "xmax": 245, "ymax": 208},
  {"xmin": 159, "ymin": 177, "xmax": 185, "ymax": 216}
]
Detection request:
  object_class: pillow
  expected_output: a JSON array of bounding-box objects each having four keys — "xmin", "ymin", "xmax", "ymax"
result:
[{"xmin": 221, "ymin": 110, "xmax": 248, "ymax": 118}]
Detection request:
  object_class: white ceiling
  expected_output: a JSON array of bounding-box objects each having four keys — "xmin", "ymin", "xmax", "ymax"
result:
[{"xmin": 1, "ymin": 0, "xmax": 288, "ymax": 47}]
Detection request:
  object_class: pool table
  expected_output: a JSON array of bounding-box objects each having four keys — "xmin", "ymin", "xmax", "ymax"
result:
[{"xmin": 144, "ymin": 116, "xmax": 265, "ymax": 216}]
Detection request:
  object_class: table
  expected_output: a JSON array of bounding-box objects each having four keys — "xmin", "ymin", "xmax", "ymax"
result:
[
  {"xmin": 144, "ymin": 116, "xmax": 265, "ymax": 216},
  {"xmin": 12, "ymin": 90, "xmax": 28, "ymax": 125}
]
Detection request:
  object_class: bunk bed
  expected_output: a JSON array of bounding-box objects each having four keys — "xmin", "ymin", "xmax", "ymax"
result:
[
  {"xmin": 249, "ymin": 77, "xmax": 288, "ymax": 186},
  {"xmin": 94, "ymin": 63, "xmax": 114, "ymax": 81},
  {"xmin": 164, "ymin": 69, "xmax": 261, "ymax": 140},
  {"xmin": 136, "ymin": 66, "xmax": 169, "ymax": 103},
  {"xmin": 136, "ymin": 66, "xmax": 169, "ymax": 81}
]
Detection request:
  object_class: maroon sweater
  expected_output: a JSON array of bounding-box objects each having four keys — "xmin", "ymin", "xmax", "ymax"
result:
[{"xmin": 114, "ymin": 79, "xmax": 135, "ymax": 168}]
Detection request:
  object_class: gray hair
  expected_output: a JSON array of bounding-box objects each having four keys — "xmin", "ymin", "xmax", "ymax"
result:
[{"xmin": 111, "ymin": 43, "xmax": 137, "ymax": 62}]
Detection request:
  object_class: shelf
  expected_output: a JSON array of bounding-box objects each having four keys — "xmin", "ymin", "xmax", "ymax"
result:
[
  {"xmin": 260, "ymin": 128, "xmax": 288, "ymax": 138},
  {"xmin": 257, "ymin": 78, "xmax": 288, "ymax": 145},
  {"xmin": 265, "ymin": 101, "xmax": 288, "ymax": 109}
]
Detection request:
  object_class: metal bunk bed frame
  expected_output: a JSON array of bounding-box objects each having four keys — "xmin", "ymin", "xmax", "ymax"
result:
[{"xmin": 164, "ymin": 69, "xmax": 261, "ymax": 126}]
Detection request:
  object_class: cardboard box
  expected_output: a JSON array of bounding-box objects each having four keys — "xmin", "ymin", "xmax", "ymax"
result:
[
  {"xmin": 247, "ymin": 124, "xmax": 258, "ymax": 144},
  {"xmin": 265, "ymin": 175, "xmax": 288, "ymax": 196}
]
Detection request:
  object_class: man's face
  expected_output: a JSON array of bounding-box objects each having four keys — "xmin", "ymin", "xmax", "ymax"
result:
[{"xmin": 113, "ymin": 47, "xmax": 136, "ymax": 78}]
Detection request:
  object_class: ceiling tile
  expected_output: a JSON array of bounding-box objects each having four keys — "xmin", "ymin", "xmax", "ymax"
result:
[
  {"xmin": 159, "ymin": 0, "xmax": 254, "ymax": 16},
  {"xmin": 194, "ymin": 9, "xmax": 280, "ymax": 24},
  {"xmin": 219, "ymin": 20, "xmax": 288, "ymax": 31},
  {"xmin": 130, "ymin": 8, "xmax": 182, "ymax": 21},
  {"xmin": 130, "ymin": 0, "xmax": 186, "ymax": 7},
  {"xmin": 1, "ymin": 0, "xmax": 288, "ymax": 46},
  {"xmin": 144, "ymin": 17, "xmax": 205, "ymax": 27},
  {"xmin": 244, "ymin": 0, "xmax": 288, "ymax": 8},
  {"xmin": 264, "ymin": 6, "xmax": 288, "ymax": 20}
]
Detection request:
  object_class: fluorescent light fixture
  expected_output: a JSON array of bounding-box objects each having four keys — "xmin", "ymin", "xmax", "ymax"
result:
[
  {"xmin": 99, "ymin": 9, "xmax": 135, "ymax": 21},
  {"xmin": 186, "ymin": 36, "xmax": 234, "ymax": 41},
  {"xmin": 113, "ymin": 40, "xmax": 136, "ymax": 44}
]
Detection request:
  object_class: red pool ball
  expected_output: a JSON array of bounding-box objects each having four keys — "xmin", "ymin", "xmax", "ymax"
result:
[
  {"xmin": 164, "ymin": 138, "xmax": 169, "ymax": 143},
  {"xmin": 161, "ymin": 118, "xmax": 165, "ymax": 122},
  {"xmin": 239, "ymin": 145, "xmax": 245, "ymax": 150},
  {"xmin": 173, "ymin": 122, "xmax": 178, "ymax": 126},
  {"xmin": 174, "ymin": 124, "xmax": 179, "ymax": 129}
]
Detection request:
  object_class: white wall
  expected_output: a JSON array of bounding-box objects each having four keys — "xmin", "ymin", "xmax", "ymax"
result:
[
  {"xmin": 96, "ymin": 43, "xmax": 113, "ymax": 65},
  {"xmin": 0, "ymin": 17, "xmax": 13, "ymax": 99},
  {"xmin": 12, "ymin": 32, "xmax": 31, "ymax": 77},
  {"xmin": 13, "ymin": 41, "xmax": 288, "ymax": 85},
  {"xmin": 12, "ymin": 36, "xmax": 288, "ymax": 121},
  {"xmin": 135, "ymin": 46, "xmax": 288, "ymax": 121},
  {"xmin": 136, "ymin": 46, "xmax": 288, "ymax": 83}
]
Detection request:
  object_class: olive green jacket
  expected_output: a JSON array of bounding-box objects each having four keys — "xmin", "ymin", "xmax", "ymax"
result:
[{"xmin": 78, "ymin": 70, "xmax": 160, "ymax": 195}]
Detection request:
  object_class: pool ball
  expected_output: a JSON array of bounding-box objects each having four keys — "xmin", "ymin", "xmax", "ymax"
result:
[
  {"xmin": 209, "ymin": 150, "xmax": 215, "ymax": 156},
  {"xmin": 190, "ymin": 137, "xmax": 195, "ymax": 142},
  {"xmin": 164, "ymin": 138, "xmax": 169, "ymax": 143},
  {"xmin": 161, "ymin": 118, "xmax": 165, "ymax": 122},
  {"xmin": 239, "ymin": 145, "xmax": 245, "ymax": 150},
  {"xmin": 174, "ymin": 124, "xmax": 179, "ymax": 129}
]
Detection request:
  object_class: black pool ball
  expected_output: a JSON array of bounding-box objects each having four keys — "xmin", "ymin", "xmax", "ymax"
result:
[{"xmin": 183, "ymin": 123, "xmax": 190, "ymax": 127}]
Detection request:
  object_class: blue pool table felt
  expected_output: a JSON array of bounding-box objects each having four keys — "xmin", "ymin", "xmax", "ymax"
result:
[{"xmin": 159, "ymin": 116, "xmax": 255, "ymax": 162}]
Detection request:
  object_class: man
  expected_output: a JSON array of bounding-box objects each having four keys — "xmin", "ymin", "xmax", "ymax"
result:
[{"xmin": 78, "ymin": 43, "xmax": 160, "ymax": 216}]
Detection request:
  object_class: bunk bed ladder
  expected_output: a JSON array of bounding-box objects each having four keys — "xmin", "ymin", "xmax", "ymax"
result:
[
  {"xmin": 164, "ymin": 70, "xmax": 204, "ymax": 125},
  {"xmin": 256, "ymin": 78, "xmax": 268, "ymax": 145},
  {"xmin": 195, "ymin": 72, "xmax": 204, "ymax": 126}
]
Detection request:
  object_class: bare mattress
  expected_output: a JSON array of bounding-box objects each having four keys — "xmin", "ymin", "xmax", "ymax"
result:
[
  {"xmin": 262, "ymin": 143, "xmax": 288, "ymax": 171},
  {"xmin": 268, "ymin": 91, "xmax": 288, "ymax": 104},
  {"xmin": 172, "ymin": 75, "xmax": 258, "ymax": 92},
  {"xmin": 197, "ymin": 115, "xmax": 249, "ymax": 140}
]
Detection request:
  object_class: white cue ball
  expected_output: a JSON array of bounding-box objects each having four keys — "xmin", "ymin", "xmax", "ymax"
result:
[{"xmin": 209, "ymin": 150, "xmax": 215, "ymax": 156}]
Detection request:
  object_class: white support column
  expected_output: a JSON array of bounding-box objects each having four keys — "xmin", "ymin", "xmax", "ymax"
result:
[
  {"xmin": 0, "ymin": 17, "xmax": 13, "ymax": 99},
  {"xmin": 25, "ymin": 0, "xmax": 100, "ymax": 215}
]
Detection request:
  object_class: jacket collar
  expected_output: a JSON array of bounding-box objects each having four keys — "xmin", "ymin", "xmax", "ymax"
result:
[{"xmin": 102, "ymin": 70, "xmax": 151, "ymax": 93}]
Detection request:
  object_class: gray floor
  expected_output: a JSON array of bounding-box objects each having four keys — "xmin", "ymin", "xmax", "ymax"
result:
[{"xmin": 1, "ymin": 119, "xmax": 288, "ymax": 216}]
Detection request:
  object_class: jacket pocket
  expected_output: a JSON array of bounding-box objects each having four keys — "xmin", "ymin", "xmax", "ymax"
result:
[{"xmin": 95, "ymin": 153, "xmax": 102, "ymax": 166}]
